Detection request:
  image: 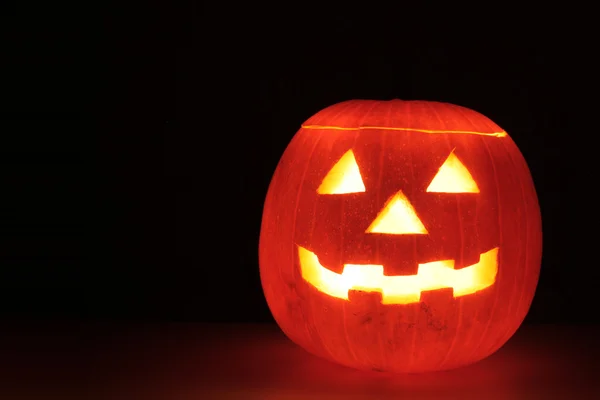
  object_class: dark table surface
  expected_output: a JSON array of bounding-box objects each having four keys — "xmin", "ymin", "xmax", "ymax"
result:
[{"xmin": 0, "ymin": 322, "xmax": 598, "ymax": 399}]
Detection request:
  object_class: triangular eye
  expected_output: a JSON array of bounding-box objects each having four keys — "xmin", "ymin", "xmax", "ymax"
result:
[
  {"xmin": 426, "ymin": 151, "xmax": 479, "ymax": 193},
  {"xmin": 317, "ymin": 150, "xmax": 366, "ymax": 194}
]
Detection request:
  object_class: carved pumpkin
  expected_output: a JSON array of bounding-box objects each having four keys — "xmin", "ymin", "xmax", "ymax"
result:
[{"xmin": 259, "ymin": 99, "xmax": 542, "ymax": 373}]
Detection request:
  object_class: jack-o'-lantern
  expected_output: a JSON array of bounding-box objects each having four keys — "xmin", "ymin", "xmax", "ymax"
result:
[{"xmin": 259, "ymin": 99, "xmax": 542, "ymax": 373}]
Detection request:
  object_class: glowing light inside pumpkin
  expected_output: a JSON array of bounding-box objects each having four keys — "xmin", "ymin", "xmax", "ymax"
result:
[
  {"xmin": 317, "ymin": 150, "xmax": 366, "ymax": 194},
  {"xmin": 309, "ymin": 144, "xmax": 496, "ymax": 304},
  {"xmin": 366, "ymin": 190, "xmax": 427, "ymax": 235},
  {"xmin": 298, "ymin": 246, "xmax": 498, "ymax": 304},
  {"xmin": 427, "ymin": 151, "xmax": 480, "ymax": 193}
]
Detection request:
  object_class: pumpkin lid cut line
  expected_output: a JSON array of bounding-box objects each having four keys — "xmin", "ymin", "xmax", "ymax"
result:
[{"xmin": 302, "ymin": 125, "xmax": 507, "ymax": 137}]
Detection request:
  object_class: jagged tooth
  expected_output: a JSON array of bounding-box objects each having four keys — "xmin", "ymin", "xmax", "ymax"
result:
[{"xmin": 455, "ymin": 248, "xmax": 482, "ymax": 270}]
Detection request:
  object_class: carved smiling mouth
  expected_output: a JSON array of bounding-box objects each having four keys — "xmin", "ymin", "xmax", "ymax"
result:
[{"xmin": 297, "ymin": 246, "xmax": 499, "ymax": 304}]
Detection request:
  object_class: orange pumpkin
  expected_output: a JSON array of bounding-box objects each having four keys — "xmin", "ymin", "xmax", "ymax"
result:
[{"xmin": 259, "ymin": 99, "xmax": 542, "ymax": 373}]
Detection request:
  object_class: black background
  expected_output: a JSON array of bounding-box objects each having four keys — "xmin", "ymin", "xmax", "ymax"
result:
[{"xmin": 1, "ymin": 4, "xmax": 597, "ymax": 325}]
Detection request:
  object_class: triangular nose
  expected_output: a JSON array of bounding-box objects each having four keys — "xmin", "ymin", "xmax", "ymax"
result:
[{"xmin": 366, "ymin": 190, "xmax": 428, "ymax": 235}]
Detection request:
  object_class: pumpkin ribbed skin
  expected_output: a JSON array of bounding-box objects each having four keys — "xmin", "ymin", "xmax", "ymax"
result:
[{"xmin": 259, "ymin": 100, "xmax": 542, "ymax": 373}]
